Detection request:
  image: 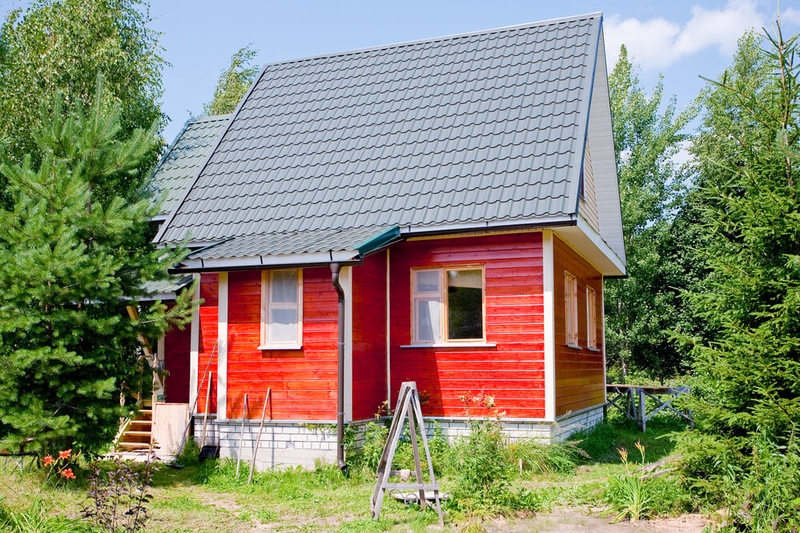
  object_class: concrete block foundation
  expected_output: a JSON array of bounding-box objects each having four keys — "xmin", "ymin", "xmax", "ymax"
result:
[{"xmin": 193, "ymin": 404, "xmax": 605, "ymax": 470}]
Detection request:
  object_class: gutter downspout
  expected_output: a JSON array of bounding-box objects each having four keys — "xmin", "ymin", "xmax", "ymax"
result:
[{"xmin": 330, "ymin": 263, "xmax": 347, "ymax": 472}]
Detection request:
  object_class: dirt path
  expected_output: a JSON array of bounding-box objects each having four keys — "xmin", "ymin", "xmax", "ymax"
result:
[{"xmin": 483, "ymin": 507, "xmax": 708, "ymax": 532}]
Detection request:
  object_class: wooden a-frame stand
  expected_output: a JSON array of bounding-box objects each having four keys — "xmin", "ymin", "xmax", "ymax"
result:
[{"xmin": 370, "ymin": 381, "xmax": 443, "ymax": 525}]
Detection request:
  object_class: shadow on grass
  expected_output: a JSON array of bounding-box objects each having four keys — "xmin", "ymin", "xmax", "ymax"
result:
[{"xmin": 572, "ymin": 412, "xmax": 687, "ymax": 466}]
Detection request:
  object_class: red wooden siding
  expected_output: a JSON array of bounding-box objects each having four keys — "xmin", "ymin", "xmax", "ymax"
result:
[
  {"xmin": 197, "ymin": 273, "xmax": 219, "ymax": 414},
  {"xmin": 224, "ymin": 267, "xmax": 338, "ymax": 421},
  {"xmin": 163, "ymin": 306, "xmax": 191, "ymax": 404},
  {"xmin": 389, "ymin": 233, "xmax": 545, "ymax": 419},
  {"xmin": 553, "ymin": 234, "xmax": 605, "ymax": 416},
  {"xmin": 351, "ymin": 253, "xmax": 388, "ymax": 420}
]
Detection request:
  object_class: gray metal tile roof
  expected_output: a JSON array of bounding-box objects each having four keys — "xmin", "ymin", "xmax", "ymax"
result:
[
  {"xmin": 140, "ymin": 275, "xmax": 194, "ymax": 300},
  {"xmin": 157, "ymin": 13, "xmax": 603, "ymax": 260},
  {"xmin": 188, "ymin": 226, "xmax": 393, "ymax": 260},
  {"xmin": 148, "ymin": 114, "xmax": 232, "ymax": 216}
]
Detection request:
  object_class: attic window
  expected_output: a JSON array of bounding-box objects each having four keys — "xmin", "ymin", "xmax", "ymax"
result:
[
  {"xmin": 412, "ymin": 267, "xmax": 484, "ymax": 344},
  {"xmin": 259, "ymin": 269, "xmax": 303, "ymax": 349}
]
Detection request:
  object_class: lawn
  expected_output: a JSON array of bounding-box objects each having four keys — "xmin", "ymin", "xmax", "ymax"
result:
[{"xmin": 0, "ymin": 413, "xmax": 705, "ymax": 532}]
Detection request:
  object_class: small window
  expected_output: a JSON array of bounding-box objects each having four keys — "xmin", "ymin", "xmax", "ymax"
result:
[
  {"xmin": 260, "ymin": 269, "xmax": 302, "ymax": 348},
  {"xmin": 412, "ymin": 267, "xmax": 484, "ymax": 343},
  {"xmin": 587, "ymin": 286, "xmax": 598, "ymax": 350},
  {"xmin": 564, "ymin": 271, "xmax": 579, "ymax": 347}
]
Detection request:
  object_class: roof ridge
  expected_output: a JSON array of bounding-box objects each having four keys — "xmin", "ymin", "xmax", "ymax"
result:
[
  {"xmin": 262, "ymin": 12, "xmax": 602, "ymax": 69},
  {"xmin": 187, "ymin": 113, "xmax": 234, "ymax": 124}
]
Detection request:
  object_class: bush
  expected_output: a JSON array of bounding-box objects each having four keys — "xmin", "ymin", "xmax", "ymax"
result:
[
  {"xmin": 345, "ymin": 418, "xmax": 449, "ymax": 476},
  {"xmin": 447, "ymin": 419, "xmax": 541, "ymax": 516},
  {"xmin": 83, "ymin": 457, "xmax": 155, "ymax": 532}
]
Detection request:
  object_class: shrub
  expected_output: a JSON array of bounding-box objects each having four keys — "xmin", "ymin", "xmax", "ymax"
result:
[
  {"xmin": 447, "ymin": 418, "xmax": 540, "ymax": 515},
  {"xmin": 83, "ymin": 456, "xmax": 155, "ymax": 532}
]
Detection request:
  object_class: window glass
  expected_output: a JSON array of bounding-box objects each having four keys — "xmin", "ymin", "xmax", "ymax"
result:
[
  {"xmin": 416, "ymin": 299, "xmax": 441, "ymax": 343},
  {"xmin": 270, "ymin": 309, "xmax": 298, "ymax": 342},
  {"xmin": 447, "ymin": 269, "xmax": 483, "ymax": 340},
  {"xmin": 262, "ymin": 269, "xmax": 300, "ymax": 345},
  {"xmin": 271, "ymin": 270, "xmax": 298, "ymax": 303},
  {"xmin": 413, "ymin": 270, "xmax": 441, "ymax": 343},
  {"xmin": 415, "ymin": 270, "xmax": 440, "ymax": 293}
]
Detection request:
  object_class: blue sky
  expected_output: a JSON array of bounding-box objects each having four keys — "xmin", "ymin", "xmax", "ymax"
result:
[{"xmin": 3, "ymin": 1, "xmax": 800, "ymax": 142}]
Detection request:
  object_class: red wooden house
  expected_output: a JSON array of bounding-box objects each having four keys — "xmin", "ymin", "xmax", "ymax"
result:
[{"xmin": 148, "ymin": 12, "xmax": 625, "ymax": 469}]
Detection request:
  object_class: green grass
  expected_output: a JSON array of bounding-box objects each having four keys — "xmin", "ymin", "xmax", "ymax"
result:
[{"xmin": 0, "ymin": 412, "xmax": 697, "ymax": 531}]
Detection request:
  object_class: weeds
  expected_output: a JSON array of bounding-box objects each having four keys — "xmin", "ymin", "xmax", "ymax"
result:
[
  {"xmin": 0, "ymin": 498, "xmax": 90, "ymax": 532},
  {"xmin": 603, "ymin": 442, "xmax": 652, "ymax": 521},
  {"xmin": 505, "ymin": 439, "xmax": 586, "ymax": 475}
]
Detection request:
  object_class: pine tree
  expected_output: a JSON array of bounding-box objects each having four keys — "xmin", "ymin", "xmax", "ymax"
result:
[{"xmin": 0, "ymin": 84, "xmax": 190, "ymax": 454}]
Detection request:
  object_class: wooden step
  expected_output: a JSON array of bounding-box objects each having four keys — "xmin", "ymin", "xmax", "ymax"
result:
[{"xmin": 117, "ymin": 442, "xmax": 151, "ymax": 449}]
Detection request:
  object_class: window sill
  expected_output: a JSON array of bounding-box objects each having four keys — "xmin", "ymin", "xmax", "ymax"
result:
[
  {"xmin": 258, "ymin": 344, "xmax": 303, "ymax": 351},
  {"xmin": 565, "ymin": 344, "xmax": 583, "ymax": 350},
  {"xmin": 400, "ymin": 342, "xmax": 497, "ymax": 349},
  {"xmin": 587, "ymin": 347, "xmax": 602, "ymax": 352}
]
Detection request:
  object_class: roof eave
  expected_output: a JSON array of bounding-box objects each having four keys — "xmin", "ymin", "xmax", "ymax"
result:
[{"xmin": 172, "ymin": 249, "xmax": 362, "ymax": 273}]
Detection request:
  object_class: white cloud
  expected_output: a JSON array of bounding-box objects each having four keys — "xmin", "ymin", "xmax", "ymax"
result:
[
  {"xmin": 605, "ymin": 0, "xmax": 765, "ymax": 70},
  {"xmin": 783, "ymin": 7, "xmax": 800, "ymax": 26}
]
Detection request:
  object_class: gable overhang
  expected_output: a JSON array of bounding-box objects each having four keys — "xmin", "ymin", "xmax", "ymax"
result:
[
  {"xmin": 585, "ymin": 25, "xmax": 626, "ymax": 264},
  {"xmin": 553, "ymin": 215, "xmax": 626, "ymax": 277}
]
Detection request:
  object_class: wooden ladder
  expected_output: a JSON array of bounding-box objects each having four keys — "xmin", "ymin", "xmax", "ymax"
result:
[{"xmin": 371, "ymin": 381, "xmax": 443, "ymax": 525}]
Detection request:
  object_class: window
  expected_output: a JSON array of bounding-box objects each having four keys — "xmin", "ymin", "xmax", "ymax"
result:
[
  {"xmin": 564, "ymin": 271, "xmax": 579, "ymax": 347},
  {"xmin": 260, "ymin": 269, "xmax": 302, "ymax": 348},
  {"xmin": 586, "ymin": 286, "xmax": 597, "ymax": 349},
  {"xmin": 412, "ymin": 267, "xmax": 484, "ymax": 343}
]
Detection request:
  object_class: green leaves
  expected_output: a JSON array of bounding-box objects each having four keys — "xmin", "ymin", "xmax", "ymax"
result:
[
  {"xmin": 0, "ymin": 0, "xmax": 166, "ymax": 196},
  {"xmin": 204, "ymin": 44, "xmax": 260, "ymax": 116},
  {"xmin": 604, "ymin": 46, "xmax": 695, "ymax": 380}
]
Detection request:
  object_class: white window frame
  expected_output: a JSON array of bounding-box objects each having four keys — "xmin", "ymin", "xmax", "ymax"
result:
[
  {"xmin": 586, "ymin": 286, "xmax": 598, "ymax": 350},
  {"xmin": 411, "ymin": 266, "xmax": 486, "ymax": 345},
  {"xmin": 564, "ymin": 270, "xmax": 579, "ymax": 347},
  {"xmin": 259, "ymin": 269, "xmax": 303, "ymax": 350}
]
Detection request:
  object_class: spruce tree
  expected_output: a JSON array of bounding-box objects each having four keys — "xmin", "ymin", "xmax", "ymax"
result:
[
  {"xmin": 0, "ymin": 85, "xmax": 189, "ymax": 454},
  {"xmin": 678, "ymin": 24, "xmax": 800, "ymax": 527}
]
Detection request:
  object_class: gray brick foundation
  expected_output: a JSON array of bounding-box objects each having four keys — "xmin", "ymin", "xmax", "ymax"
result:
[{"xmin": 192, "ymin": 404, "xmax": 604, "ymax": 470}]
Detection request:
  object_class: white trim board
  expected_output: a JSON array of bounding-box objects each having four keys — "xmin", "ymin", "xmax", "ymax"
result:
[
  {"xmin": 189, "ymin": 273, "xmax": 200, "ymax": 411},
  {"xmin": 216, "ymin": 272, "xmax": 229, "ymax": 421},
  {"xmin": 385, "ymin": 249, "xmax": 391, "ymax": 408},
  {"xmin": 341, "ymin": 266, "xmax": 353, "ymax": 422},
  {"xmin": 542, "ymin": 231, "xmax": 556, "ymax": 421}
]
